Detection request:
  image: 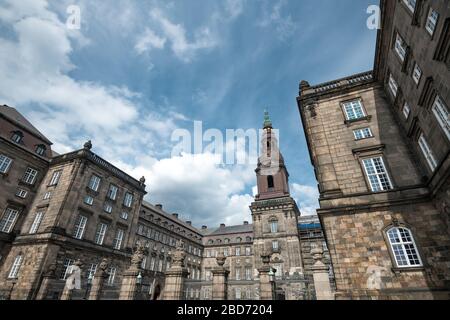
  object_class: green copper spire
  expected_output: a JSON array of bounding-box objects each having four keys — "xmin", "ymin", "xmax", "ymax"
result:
[{"xmin": 263, "ymin": 109, "xmax": 272, "ymax": 129}]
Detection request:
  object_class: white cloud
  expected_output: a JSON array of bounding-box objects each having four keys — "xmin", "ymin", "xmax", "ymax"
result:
[
  {"xmin": 258, "ymin": 0, "xmax": 297, "ymax": 41},
  {"xmin": 136, "ymin": 8, "xmax": 217, "ymax": 62},
  {"xmin": 225, "ymin": 0, "xmax": 245, "ymax": 19},
  {"xmin": 291, "ymin": 183, "xmax": 320, "ymax": 216}
]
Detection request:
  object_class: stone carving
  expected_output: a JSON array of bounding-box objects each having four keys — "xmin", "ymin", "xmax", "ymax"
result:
[
  {"xmin": 131, "ymin": 242, "xmax": 146, "ymax": 269},
  {"xmin": 65, "ymin": 260, "xmax": 83, "ymax": 290},
  {"xmin": 83, "ymin": 140, "xmax": 92, "ymax": 150},
  {"xmin": 171, "ymin": 240, "xmax": 186, "ymax": 267},
  {"xmin": 216, "ymin": 251, "xmax": 226, "ymax": 267},
  {"xmin": 44, "ymin": 262, "xmax": 57, "ymax": 277}
]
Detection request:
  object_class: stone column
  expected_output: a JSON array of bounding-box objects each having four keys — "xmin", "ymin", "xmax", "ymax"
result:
[
  {"xmin": 162, "ymin": 241, "xmax": 189, "ymax": 300},
  {"xmin": 258, "ymin": 254, "xmax": 275, "ymax": 300},
  {"xmin": 36, "ymin": 263, "xmax": 57, "ymax": 300},
  {"xmin": 212, "ymin": 252, "xmax": 229, "ymax": 300},
  {"xmin": 88, "ymin": 258, "xmax": 109, "ymax": 300},
  {"xmin": 119, "ymin": 243, "xmax": 146, "ymax": 300},
  {"xmin": 311, "ymin": 245, "xmax": 334, "ymax": 300}
]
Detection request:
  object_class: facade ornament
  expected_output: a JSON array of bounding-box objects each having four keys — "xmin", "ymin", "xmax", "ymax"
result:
[
  {"xmin": 83, "ymin": 140, "xmax": 92, "ymax": 150},
  {"xmin": 139, "ymin": 176, "xmax": 146, "ymax": 186},
  {"xmin": 391, "ymin": 216, "xmax": 400, "ymax": 227},
  {"xmin": 216, "ymin": 251, "xmax": 226, "ymax": 267},
  {"xmin": 171, "ymin": 240, "xmax": 187, "ymax": 267},
  {"xmin": 44, "ymin": 262, "xmax": 57, "ymax": 277},
  {"xmin": 98, "ymin": 258, "xmax": 109, "ymax": 272},
  {"xmin": 131, "ymin": 242, "xmax": 146, "ymax": 268}
]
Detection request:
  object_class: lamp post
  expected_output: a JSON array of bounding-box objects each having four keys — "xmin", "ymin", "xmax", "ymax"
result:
[{"xmin": 135, "ymin": 272, "xmax": 142, "ymax": 300}]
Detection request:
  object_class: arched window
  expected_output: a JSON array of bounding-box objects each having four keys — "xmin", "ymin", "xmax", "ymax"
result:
[
  {"xmin": 216, "ymin": 239, "xmax": 222, "ymax": 244},
  {"xmin": 224, "ymin": 238, "xmax": 230, "ymax": 244},
  {"xmin": 386, "ymin": 227, "xmax": 422, "ymax": 267},
  {"xmin": 207, "ymin": 239, "xmax": 213, "ymax": 245},
  {"xmin": 269, "ymin": 219, "xmax": 278, "ymax": 233},
  {"xmin": 267, "ymin": 175, "xmax": 274, "ymax": 189},
  {"xmin": 10, "ymin": 131, "xmax": 23, "ymax": 144},
  {"xmin": 35, "ymin": 145, "xmax": 46, "ymax": 156},
  {"xmin": 236, "ymin": 237, "xmax": 242, "ymax": 243},
  {"xmin": 246, "ymin": 236, "xmax": 252, "ymax": 242}
]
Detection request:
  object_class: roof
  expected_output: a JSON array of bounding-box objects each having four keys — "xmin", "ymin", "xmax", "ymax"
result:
[
  {"xmin": 0, "ymin": 105, "xmax": 52, "ymax": 145},
  {"xmin": 202, "ymin": 224, "xmax": 253, "ymax": 236}
]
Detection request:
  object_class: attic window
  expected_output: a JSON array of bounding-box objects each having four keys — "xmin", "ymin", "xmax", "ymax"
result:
[
  {"xmin": 11, "ymin": 131, "xmax": 23, "ymax": 144},
  {"xmin": 35, "ymin": 145, "xmax": 46, "ymax": 156}
]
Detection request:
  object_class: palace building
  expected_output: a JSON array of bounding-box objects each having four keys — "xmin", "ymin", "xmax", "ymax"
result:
[
  {"xmin": 0, "ymin": 105, "xmax": 322, "ymax": 300},
  {"xmin": 297, "ymin": 0, "xmax": 450, "ymax": 299}
]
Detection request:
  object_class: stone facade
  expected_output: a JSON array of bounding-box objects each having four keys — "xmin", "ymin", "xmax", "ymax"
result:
[{"xmin": 297, "ymin": 0, "xmax": 450, "ymax": 300}]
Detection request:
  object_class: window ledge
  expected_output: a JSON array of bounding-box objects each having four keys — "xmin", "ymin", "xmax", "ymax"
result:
[
  {"xmin": 344, "ymin": 115, "xmax": 372, "ymax": 126},
  {"xmin": 392, "ymin": 266, "xmax": 424, "ymax": 274}
]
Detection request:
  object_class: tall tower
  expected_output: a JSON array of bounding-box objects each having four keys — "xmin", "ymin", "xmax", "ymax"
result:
[{"xmin": 251, "ymin": 111, "xmax": 304, "ymax": 281}]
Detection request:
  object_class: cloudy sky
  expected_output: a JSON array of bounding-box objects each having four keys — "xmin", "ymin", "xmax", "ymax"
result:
[{"xmin": 0, "ymin": 0, "xmax": 377, "ymax": 228}]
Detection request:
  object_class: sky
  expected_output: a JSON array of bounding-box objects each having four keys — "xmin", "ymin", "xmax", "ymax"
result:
[{"xmin": 0, "ymin": 0, "xmax": 377, "ymax": 228}]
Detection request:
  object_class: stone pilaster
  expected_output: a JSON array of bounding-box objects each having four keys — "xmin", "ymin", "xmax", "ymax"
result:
[
  {"xmin": 119, "ymin": 243, "xmax": 146, "ymax": 300},
  {"xmin": 211, "ymin": 252, "xmax": 230, "ymax": 300},
  {"xmin": 311, "ymin": 245, "xmax": 334, "ymax": 300},
  {"xmin": 88, "ymin": 258, "xmax": 109, "ymax": 300},
  {"xmin": 162, "ymin": 241, "xmax": 189, "ymax": 300},
  {"xmin": 258, "ymin": 254, "xmax": 275, "ymax": 300}
]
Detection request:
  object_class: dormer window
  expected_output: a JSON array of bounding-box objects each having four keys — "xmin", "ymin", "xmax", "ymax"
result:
[
  {"xmin": 11, "ymin": 131, "xmax": 23, "ymax": 144},
  {"xmin": 35, "ymin": 145, "xmax": 46, "ymax": 156}
]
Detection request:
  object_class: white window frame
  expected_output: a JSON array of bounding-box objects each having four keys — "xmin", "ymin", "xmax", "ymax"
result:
[
  {"xmin": 272, "ymin": 240, "xmax": 279, "ymax": 251},
  {"xmin": 113, "ymin": 229, "xmax": 124, "ymax": 250},
  {"xmin": 342, "ymin": 100, "xmax": 366, "ymax": 121},
  {"xmin": 245, "ymin": 246, "xmax": 251, "ymax": 256},
  {"xmin": 0, "ymin": 208, "xmax": 20, "ymax": 233},
  {"xmin": 270, "ymin": 220, "xmax": 278, "ymax": 233},
  {"xmin": 94, "ymin": 223, "xmax": 108, "ymax": 245},
  {"xmin": 107, "ymin": 184, "xmax": 118, "ymax": 201},
  {"xmin": 16, "ymin": 188, "xmax": 28, "ymax": 199},
  {"xmin": 235, "ymin": 247, "xmax": 241, "ymax": 256},
  {"xmin": 402, "ymin": 102, "xmax": 411, "ymax": 120},
  {"xmin": 88, "ymin": 174, "xmax": 101, "ymax": 192},
  {"xmin": 388, "ymin": 74, "xmax": 399, "ymax": 98},
  {"xmin": 394, "ymin": 33, "xmax": 407, "ymax": 62},
  {"xmin": 35, "ymin": 145, "xmax": 46, "ymax": 156},
  {"xmin": 73, "ymin": 215, "xmax": 88, "ymax": 239},
  {"xmin": 353, "ymin": 128, "xmax": 373, "ymax": 140},
  {"xmin": 402, "ymin": 0, "xmax": 416, "ymax": 13},
  {"xmin": 418, "ymin": 133, "xmax": 438, "ymax": 172},
  {"xmin": 412, "ymin": 63, "xmax": 422, "ymax": 85},
  {"xmin": 432, "ymin": 95, "xmax": 450, "ymax": 141},
  {"xmin": 425, "ymin": 7, "xmax": 439, "ymax": 36},
  {"xmin": 123, "ymin": 192, "xmax": 133, "ymax": 208},
  {"xmin": 29, "ymin": 211, "xmax": 44, "ymax": 234},
  {"xmin": 60, "ymin": 258, "xmax": 74, "ymax": 280},
  {"xmin": 84, "ymin": 195, "xmax": 94, "ymax": 206},
  {"xmin": 362, "ymin": 157, "xmax": 394, "ymax": 192},
  {"xmin": 8, "ymin": 255, "xmax": 23, "ymax": 279},
  {"xmin": 0, "ymin": 155, "xmax": 13, "ymax": 173},
  {"xmin": 120, "ymin": 211, "xmax": 129, "ymax": 220},
  {"xmin": 11, "ymin": 131, "xmax": 23, "ymax": 144},
  {"xmin": 22, "ymin": 167, "xmax": 38, "ymax": 185},
  {"xmin": 49, "ymin": 170, "xmax": 62, "ymax": 186},
  {"xmin": 103, "ymin": 202, "xmax": 113, "ymax": 214},
  {"xmin": 107, "ymin": 267, "xmax": 117, "ymax": 286},
  {"xmin": 387, "ymin": 227, "xmax": 422, "ymax": 268},
  {"xmin": 235, "ymin": 267, "xmax": 241, "ymax": 280},
  {"xmin": 43, "ymin": 191, "xmax": 52, "ymax": 200}
]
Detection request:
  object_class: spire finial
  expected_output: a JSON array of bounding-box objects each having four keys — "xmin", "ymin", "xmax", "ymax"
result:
[{"xmin": 263, "ymin": 109, "xmax": 272, "ymax": 129}]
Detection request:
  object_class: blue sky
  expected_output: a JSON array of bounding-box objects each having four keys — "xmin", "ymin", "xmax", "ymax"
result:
[{"xmin": 0, "ymin": 0, "xmax": 377, "ymax": 227}]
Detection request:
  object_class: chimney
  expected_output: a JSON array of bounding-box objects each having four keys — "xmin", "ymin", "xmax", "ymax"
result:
[
  {"xmin": 155, "ymin": 204, "xmax": 163, "ymax": 210},
  {"xmin": 172, "ymin": 213, "xmax": 179, "ymax": 219},
  {"xmin": 220, "ymin": 223, "xmax": 226, "ymax": 228},
  {"xmin": 243, "ymin": 221, "xmax": 249, "ymax": 225},
  {"xmin": 186, "ymin": 221, "xmax": 192, "ymax": 225},
  {"xmin": 202, "ymin": 225, "xmax": 208, "ymax": 230}
]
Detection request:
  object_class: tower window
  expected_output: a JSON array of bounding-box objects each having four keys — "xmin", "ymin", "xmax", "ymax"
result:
[
  {"xmin": 270, "ymin": 220, "xmax": 278, "ymax": 233},
  {"xmin": 387, "ymin": 227, "xmax": 422, "ymax": 268},
  {"xmin": 267, "ymin": 175, "xmax": 274, "ymax": 189}
]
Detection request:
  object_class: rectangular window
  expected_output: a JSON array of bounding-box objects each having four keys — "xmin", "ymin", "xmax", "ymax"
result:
[
  {"xmin": 43, "ymin": 191, "xmax": 52, "ymax": 200},
  {"xmin": 245, "ymin": 246, "xmax": 251, "ymax": 256},
  {"xmin": 432, "ymin": 96, "xmax": 450, "ymax": 141},
  {"xmin": 8, "ymin": 255, "xmax": 23, "ymax": 279},
  {"xmin": 88, "ymin": 174, "xmax": 101, "ymax": 192},
  {"xmin": 362, "ymin": 157, "xmax": 393, "ymax": 192},
  {"xmin": 402, "ymin": 0, "xmax": 416, "ymax": 13},
  {"xmin": 235, "ymin": 288, "xmax": 241, "ymax": 300},
  {"xmin": 270, "ymin": 220, "xmax": 278, "ymax": 233},
  {"xmin": 60, "ymin": 258, "xmax": 74, "ymax": 280},
  {"xmin": 224, "ymin": 248, "xmax": 229, "ymax": 257},
  {"xmin": 394, "ymin": 33, "xmax": 407, "ymax": 62},
  {"xmin": 235, "ymin": 267, "xmax": 241, "ymax": 280},
  {"xmin": 353, "ymin": 128, "xmax": 373, "ymax": 140},
  {"xmin": 107, "ymin": 184, "xmax": 118, "ymax": 201},
  {"xmin": 245, "ymin": 267, "xmax": 252, "ymax": 280},
  {"xmin": 418, "ymin": 133, "xmax": 438, "ymax": 172},
  {"xmin": 0, "ymin": 155, "xmax": 12, "ymax": 173},
  {"xmin": 426, "ymin": 8, "xmax": 439, "ymax": 36},
  {"xmin": 343, "ymin": 100, "xmax": 366, "ymax": 121},
  {"xmin": 412, "ymin": 63, "xmax": 422, "ymax": 85},
  {"xmin": 94, "ymin": 223, "xmax": 108, "ymax": 245},
  {"xmin": 36, "ymin": 145, "xmax": 46, "ymax": 156},
  {"xmin": 123, "ymin": 192, "xmax": 133, "ymax": 208},
  {"xmin": 272, "ymin": 240, "xmax": 279, "ymax": 251},
  {"xmin": 388, "ymin": 74, "xmax": 399, "ymax": 98},
  {"xmin": 11, "ymin": 132, "xmax": 22, "ymax": 143},
  {"xmin": 15, "ymin": 188, "xmax": 28, "ymax": 199},
  {"xmin": 107, "ymin": 267, "xmax": 116, "ymax": 286},
  {"xmin": 150, "ymin": 257, "xmax": 156, "ymax": 271},
  {"xmin": 49, "ymin": 170, "xmax": 62, "ymax": 186},
  {"xmin": 0, "ymin": 208, "xmax": 19, "ymax": 233},
  {"xmin": 235, "ymin": 247, "xmax": 241, "ymax": 256},
  {"xmin": 103, "ymin": 202, "xmax": 113, "ymax": 214},
  {"xmin": 29, "ymin": 212, "xmax": 44, "ymax": 234},
  {"xmin": 73, "ymin": 215, "xmax": 88, "ymax": 239},
  {"xmin": 113, "ymin": 229, "xmax": 124, "ymax": 250},
  {"xmin": 120, "ymin": 211, "xmax": 129, "ymax": 220},
  {"xmin": 84, "ymin": 195, "xmax": 94, "ymax": 206},
  {"xmin": 402, "ymin": 102, "xmax": 411, "ymax": 119},
  {"xmin": 87, "ymin": 263, "xmax": 97, "ymax": 280},
  {"xmin": 22, "ymin": 167, "xmax": 38, "ymax": 185}
]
